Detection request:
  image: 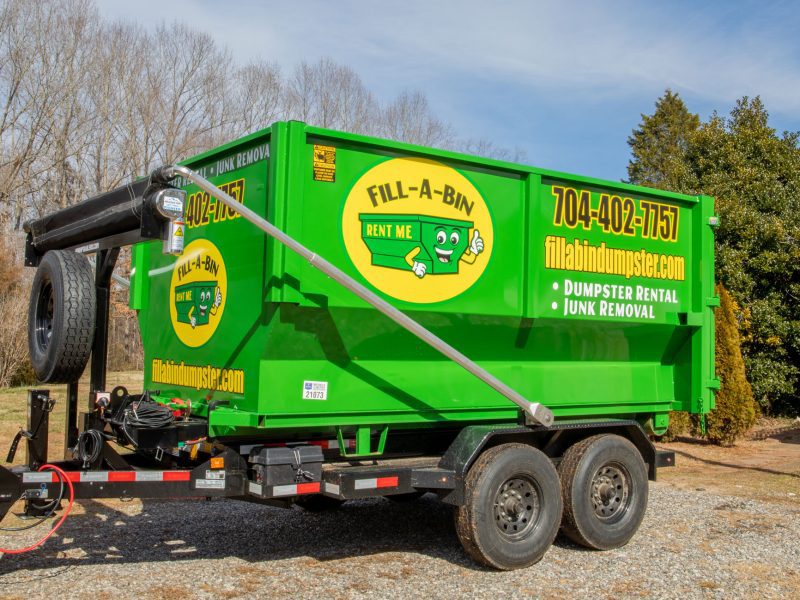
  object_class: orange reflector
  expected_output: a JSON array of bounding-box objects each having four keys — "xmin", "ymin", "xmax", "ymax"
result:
[{"xmin": 210, "ymin": 457, "xmax": 224, "ymax": 469}]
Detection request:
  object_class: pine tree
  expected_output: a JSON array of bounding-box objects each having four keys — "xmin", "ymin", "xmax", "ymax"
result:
[
  {"xmin": 627, "ymin": 90, "xmax": 700, "ymax": 190},
  {"xmin": 707, "ymin": 285, "xmax": 758, "ymax": 445}
]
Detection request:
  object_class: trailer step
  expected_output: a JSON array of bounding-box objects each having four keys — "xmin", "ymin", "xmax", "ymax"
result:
[{"xmin": 321, "ymin": 458, "xmax": 455, "ymax": 500}]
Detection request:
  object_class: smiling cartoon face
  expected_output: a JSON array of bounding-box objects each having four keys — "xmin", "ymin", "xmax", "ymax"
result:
[
  {"xmin": 432, "ymin": 228, "xmax": 461, "ymax": 264},
  {"xmin": 421, "ymin": 221, "xmax": 470, "ymax": 274},
  {"xmin": 197, "ymin": 287, "xmax": 213, "ymax": 318},
  {"xmin": 193, "ymin": 284, "xmax": 218, "ymax": 325}
]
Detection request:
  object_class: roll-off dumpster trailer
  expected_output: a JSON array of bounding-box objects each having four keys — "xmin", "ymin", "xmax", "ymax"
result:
[{"xmin": 0, "ymin": 121, "xmax": 717, "ymax": 568}]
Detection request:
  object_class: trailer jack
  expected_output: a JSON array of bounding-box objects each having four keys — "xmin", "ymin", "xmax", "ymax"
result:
[{"xmin": 5, "ymin": 391, "xmax": 55, "ymax": 466}]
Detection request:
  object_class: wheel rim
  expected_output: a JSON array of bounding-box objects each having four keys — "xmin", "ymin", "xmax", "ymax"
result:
[
  {"xmin": 35, "ymin": 280, "xmax": 54, "ymax": 353},
  {"xmin": 590, "ymin": 462, "xmax": 631, "ymax": 522},
  {"xmin": 492, "ymin": 475, "xmax": 540, "ymax": 540}
]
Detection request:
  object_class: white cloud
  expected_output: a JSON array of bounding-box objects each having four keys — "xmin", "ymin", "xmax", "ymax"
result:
[{"xmin": 96, "ymin": 0, "xmax": 800, "ymax": 113}]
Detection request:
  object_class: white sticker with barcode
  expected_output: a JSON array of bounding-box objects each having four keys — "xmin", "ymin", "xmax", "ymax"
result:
[
  {"xmin": 195, "ymin": 479, "xmax": 225, "ymax": 490},
  {"xmin": 302, "ymin": 380, "xmax": 328, "ymax": 400}
]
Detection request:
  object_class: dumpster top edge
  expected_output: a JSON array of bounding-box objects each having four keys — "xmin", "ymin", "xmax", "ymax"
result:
[{"xmin": 358, "ymin": 213, "xmax": 474, "ymax": 228}]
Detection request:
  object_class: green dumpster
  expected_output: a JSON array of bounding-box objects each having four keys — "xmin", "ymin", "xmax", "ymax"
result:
[{"xmin": 130, "ymin": 120, "xmax": 717, "ymax": 441}]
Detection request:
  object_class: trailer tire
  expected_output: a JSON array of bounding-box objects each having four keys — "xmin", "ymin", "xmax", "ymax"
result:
[
  {"xmin": 558, "ymin": 434, "xmax": 648, "ymax": 550},
  {"xmin": 454, "ymin": 443, "xmax": 562, "ymax": 570},
  {"xmin": 27, "ymin": 250, "xmax": 95, "ymax": 383}
]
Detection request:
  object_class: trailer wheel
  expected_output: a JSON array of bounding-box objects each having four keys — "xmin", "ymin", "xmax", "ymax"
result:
[
  {"xmin": 28, "ymin": 250, "xmax": 95, "ymax": 383},
  {"xmin": 454, "ymin": 443, "xmax": 562, "ymax": 570},
  {"xmin": 558, "ymin": 434, "xmax": 648, "ymax": 550}
]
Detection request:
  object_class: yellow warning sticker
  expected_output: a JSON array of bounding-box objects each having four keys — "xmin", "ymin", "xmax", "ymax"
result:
[
  {"xmin": 174, "ymin": 226, "xmax": 183, "ymax": 237},
  {"xmin": 313, "ymin": 145, "xmax": 336, "ymax": 182}
]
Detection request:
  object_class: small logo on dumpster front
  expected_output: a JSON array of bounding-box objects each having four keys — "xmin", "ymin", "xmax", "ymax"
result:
[
  {"xmin": 342, "ymin": 158, "xmax": 493, "ymax": 303},
  {"xmin": 169, "ymin": 238, "xmax": 227, "ymax": 347}
]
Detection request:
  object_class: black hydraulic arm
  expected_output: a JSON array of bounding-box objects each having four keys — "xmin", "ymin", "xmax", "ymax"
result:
[{"xmin": 23, "ymin": 177, "xmax": 185, "ymax": 266}]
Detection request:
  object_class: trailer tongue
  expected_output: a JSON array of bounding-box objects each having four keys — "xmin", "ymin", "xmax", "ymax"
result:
[{"xmin": 1, "ymin": 121, "xmax": 713, "ymax": 569}]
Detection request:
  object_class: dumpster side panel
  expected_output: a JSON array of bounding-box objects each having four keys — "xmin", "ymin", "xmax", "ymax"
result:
[
  {"xmin": 135, "ymin": 130, "xmax": 273, "ymax": 415},
  {"xmin": 241, "ymin": 124, "xmax": 713, "ymax": 436},
  {"xmin": 280, "ymin": 130, "xmax": 528, "ymax": 315}
]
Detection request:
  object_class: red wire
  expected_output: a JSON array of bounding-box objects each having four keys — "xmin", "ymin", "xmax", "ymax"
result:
[{"xmin": 0, "ymin": 464, "xmax": 75, "ymax": 555}]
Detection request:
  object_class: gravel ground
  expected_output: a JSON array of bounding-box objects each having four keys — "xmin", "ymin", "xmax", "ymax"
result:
[{"xmin": 0, "ymin": 482, "xmax": 797, "ymax": 599}]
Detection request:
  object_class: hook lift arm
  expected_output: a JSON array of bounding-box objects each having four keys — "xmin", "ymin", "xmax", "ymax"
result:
[{"xmin": 150, "ymin": 165, "xmax": 554, "ymax": 428}]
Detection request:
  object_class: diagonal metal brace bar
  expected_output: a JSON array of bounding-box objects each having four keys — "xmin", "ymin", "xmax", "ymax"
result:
[{"xmin": 149, "ymin": 165, "xmax": 554, "ymax": 427}]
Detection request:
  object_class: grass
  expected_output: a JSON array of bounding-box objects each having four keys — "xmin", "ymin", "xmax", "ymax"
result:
[{"xmin": 0, "ymin": 371, "xmax": 143, "ymax": 466}]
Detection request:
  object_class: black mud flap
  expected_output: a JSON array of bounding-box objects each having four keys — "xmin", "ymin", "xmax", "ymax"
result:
[{"xmin": 0, "ymin": 465, "xmax": 22, "ymax": 522}]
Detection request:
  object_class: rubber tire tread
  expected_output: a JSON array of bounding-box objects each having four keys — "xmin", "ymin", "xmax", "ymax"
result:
[
  {"xmin": 454, "ymin": 443, "xmax": 562, "ymax": 570},
  {"xmin": 558, "ymin": 434, "xmax": 648, "ymax": 551},
  {"xmin": 27, "ymin": 250, "xmax": 95, "ymax": 383}
]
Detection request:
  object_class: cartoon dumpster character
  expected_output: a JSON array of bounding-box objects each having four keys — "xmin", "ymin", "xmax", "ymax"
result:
[
  {"xmin": 359, "ymin": 214, "xmax": 485, "ymax": 278},
  {"xmin": 406, "ymin": 224, "xmax": 484, "ymax": 279},
  {"xmin": 174, "ymin": 281, "xmax": 222, "ymax": 328}
]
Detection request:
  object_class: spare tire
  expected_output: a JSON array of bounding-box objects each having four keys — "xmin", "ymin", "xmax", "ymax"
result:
[{"xmin": 28, "ymin": 250, "xmax": 95, "ymax": 383}]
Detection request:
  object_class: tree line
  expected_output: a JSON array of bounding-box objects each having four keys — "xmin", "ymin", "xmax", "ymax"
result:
[
  {"xmin": 0, "ymin": 0, "xmax": 522, "ymax": 233},
  {"xmin": 0, "ymin": 0, "xmax": 526, "ymax": 387},
  {"xmin": 628, "ymin": 90, "xmax": 800, "ymax": 421}
]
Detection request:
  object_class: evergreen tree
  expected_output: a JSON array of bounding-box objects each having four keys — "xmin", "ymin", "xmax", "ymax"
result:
[
  {"xmin": 629, "ymin": 95, "xmax": 800, "ymax": 416},
  {"xmin": 707, "ymin": 285, "xmax": 758, "ymax": 445},
  {"xmin": 627, "ymin": 90, "xmax": 700, "ymax": 189},
  {"xmin": 683, "ymin": 98, "xmax": 800, "ymax": 415}
]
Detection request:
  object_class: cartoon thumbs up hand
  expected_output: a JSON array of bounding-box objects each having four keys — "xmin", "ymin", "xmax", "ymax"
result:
[
  {"xmin": 470, "ymin": 230, "xmax": 484, "ymax": 255},
  {"xmin": 213, "ymin": 286, "xmax": 222, "ymax": 309}
]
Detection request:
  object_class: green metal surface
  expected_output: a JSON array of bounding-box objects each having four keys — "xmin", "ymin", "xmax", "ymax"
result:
[{"xmin": 131, "ymin": 121, "xmax": 716, "ymax": 441}]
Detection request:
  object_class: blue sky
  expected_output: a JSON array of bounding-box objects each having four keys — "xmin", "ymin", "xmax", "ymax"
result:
[{"xmin": 97, "ymin": 0, "xmax": 800, "ymax": 182}]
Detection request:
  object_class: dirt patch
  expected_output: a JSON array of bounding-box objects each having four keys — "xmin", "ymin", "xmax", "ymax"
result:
[{"xmin": 657, "ymin": 419, "xmax": 800, "ymax": 505}]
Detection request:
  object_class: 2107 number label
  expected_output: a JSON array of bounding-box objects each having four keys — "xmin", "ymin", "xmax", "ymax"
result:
[{"xmin": 551, "ymin": 185, "xmax": 679, "ymax": 242}]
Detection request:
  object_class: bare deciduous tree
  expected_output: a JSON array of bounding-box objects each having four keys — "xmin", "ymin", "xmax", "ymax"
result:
[
  {"xmin": 0, "ymin": 232, "xmax": 29, "ymax": 387},
  {"xmin": 285, "ymin": 58, "xmax": 380, "ymax": 135},
  {"xmin": 233, "ymin": 60, "xmax": 283, "ymax": 135},
  {"xmin": 458, "ymin": 138, "xmax": 528, "ymax": 163},
  {"xmin": 0, "ymin": 0, "xmax": 523, "ymax": 385},
  {"xmin": 380, "ymin": 90, "xmax": 455, "ymax": 147},
  {"xmin": 0, "ymin": 1, "xmax": 516, "ymax": 229},
  {"xmin": 0, "ymin": 288, "xmax": 29, "ymax": 386}
]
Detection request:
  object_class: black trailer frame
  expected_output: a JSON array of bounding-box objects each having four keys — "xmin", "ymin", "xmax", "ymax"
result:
[
  {"xmin": 0, "ymin": 385, "xmax": 673, "ymax": 524},
  {"xmin": 2, "ymin": 168, "xmax": 675, "ymax": 555}
]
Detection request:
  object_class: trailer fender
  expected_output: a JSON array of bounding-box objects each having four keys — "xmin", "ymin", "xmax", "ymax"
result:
[{"xmin": 438, "ymin": 420, "xmax": 662, "ymax": 505}]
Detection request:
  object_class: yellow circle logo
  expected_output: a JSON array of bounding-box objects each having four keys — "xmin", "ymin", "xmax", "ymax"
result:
[
  {"xmin": 169, "ymin": 239, "xmax": 227, "ymax": 347},
  {"xmin": 343, "ymin": 158, "xmax": 493, "ymax": 303}
]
